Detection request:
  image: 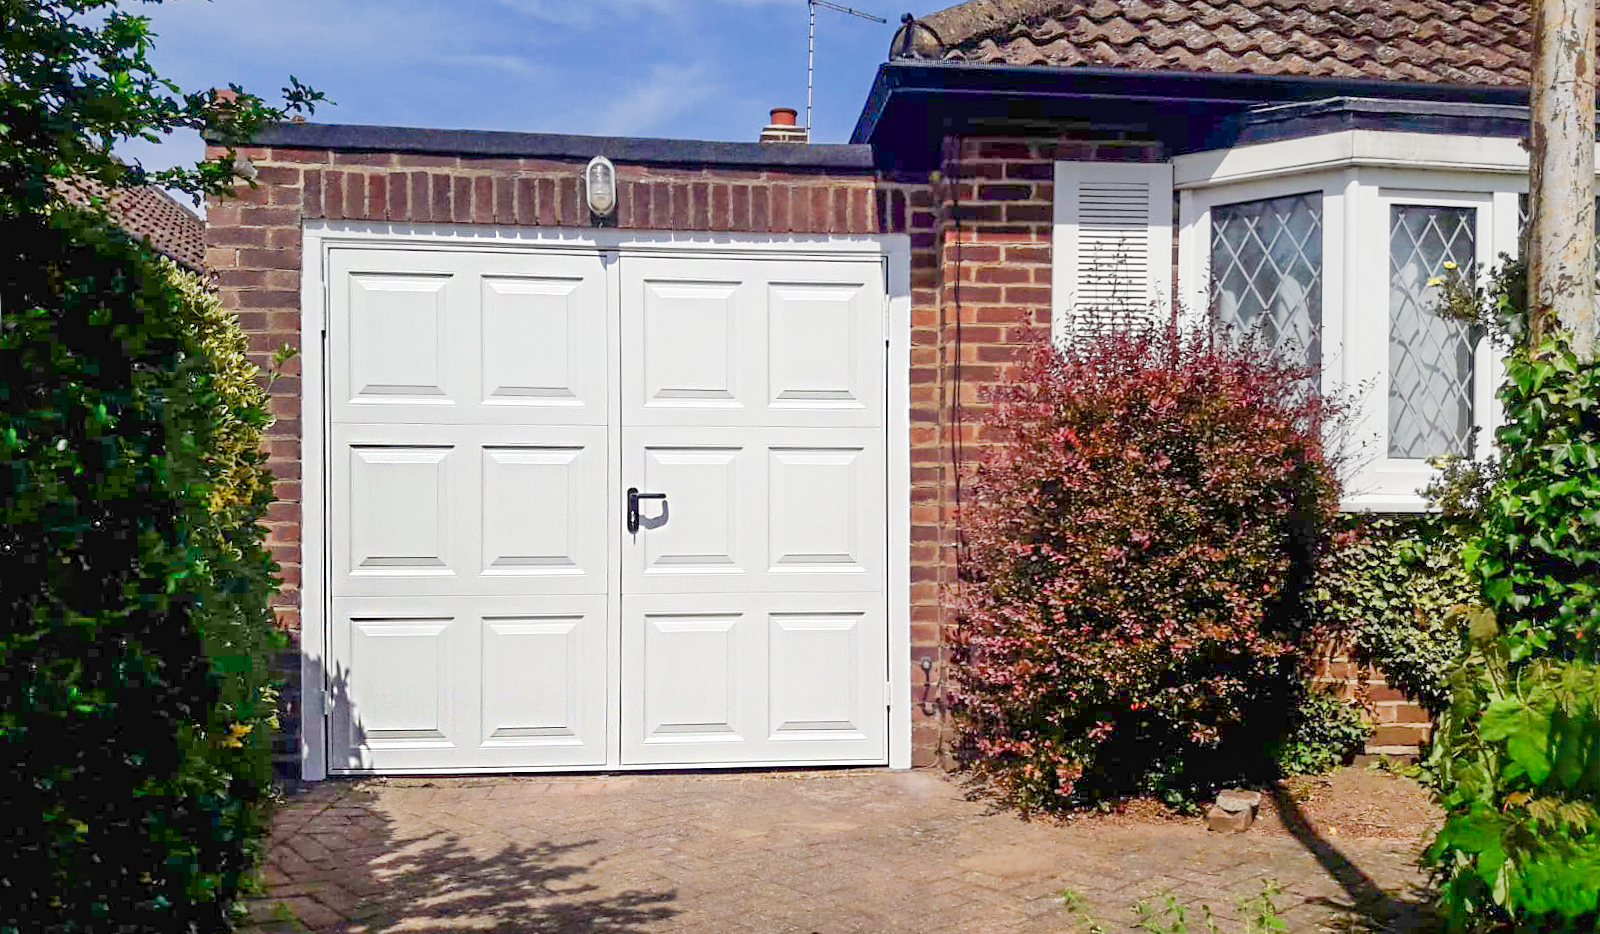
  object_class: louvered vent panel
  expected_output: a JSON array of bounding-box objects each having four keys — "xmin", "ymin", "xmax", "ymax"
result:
[{"xmin": 1073, "ymin": 180, "xmax": 1155, "ymax": 332}]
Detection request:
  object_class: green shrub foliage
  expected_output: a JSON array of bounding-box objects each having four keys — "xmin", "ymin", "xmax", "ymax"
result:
[
  {"xmin": 1426, "ymin": 611, "xmax": 1600, "ymax": 930},
  {"xmin": 0, "ymin": 207, "xmax": 282, "ymax": 933},
  {"xmin": 1272, "ymin": 688, "xmax": 1372, "ymax": 777},
  {"xmin": 1421, "ymin": 258, "xmax": 1600, "ymax": 932},
  {"xmin": 1312, "ymin": 515, "xmax": 1479, "ymax": 715},
  {"xmin": 952, "ymin": 324, "xmax": 1346, "ymax": 810}
]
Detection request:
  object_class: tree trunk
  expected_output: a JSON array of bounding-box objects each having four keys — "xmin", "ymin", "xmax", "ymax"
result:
[{"xmin": 1528, "ymin": 0, "xmax": 1598, "ymax": 360}]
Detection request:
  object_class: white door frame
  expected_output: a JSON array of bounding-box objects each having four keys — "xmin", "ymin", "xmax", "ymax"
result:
[{"xmin": 298, "ymin": 220, "xmax": 913, "ymax": 779}]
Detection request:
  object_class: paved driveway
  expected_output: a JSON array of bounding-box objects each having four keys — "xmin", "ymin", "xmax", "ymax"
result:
[{"xmin": 247, "ymin": 770, "xmax": 1435, "ymax": 933}]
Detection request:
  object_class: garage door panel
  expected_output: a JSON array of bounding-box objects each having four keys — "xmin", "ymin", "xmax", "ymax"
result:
[
  {"xmin": 347, "ymin": 444, "xmax": 455, "ymax": 576},
  {"xmin": 622, "ymin": 594, "xmax": 885, "ymax": 765},
  {"xmin": 769, "ymin": 610, "xmax": 872, "ymax": 740},
  {"xmin": 625, "ymin": 428, "xmax": 883, "ymax": 593},
  {"xmin": 480, "ymin": 273, "xmax": 605, "ymax": 414},
  {"xmin": 479, "ymin": 600, "xmax": 608, "ymax": 761},
  {"xmin": 346, "ymin": 272, "xmax": 454, "ymax": 404},
  {"xmin": 768, "ymin": 280, "xmax": 870, "ymax": 411},
  {"xmin": 329, "ymin": 604, "xmax": 460, "ymax": 773},
  {"xmin": 329, "ymin": 596, "xmax": 608, "ymax": 772},
  {"xmin": 480, "ymin": 442, "xmax": 605, "ymax": 582},
  {"xmin": 623, "ymin": 257, "xmax": 883, "ymax": 428},
  {"xmin": 768, "ymin": 446, "xmax": 870, "ymax": 574},
  {"xmin": 333, "ymin": 424, "xmax": 608, "ymax": 597},
  {"xmin": 638, "ymin": 277, "xmax": 744, "ymax": 409},
  {"xmin": 638, "ymin": 610, "xmax": 748, "ymax": 743},
  {"xmin": 330, "ymin": 248, "xmax": 608, "ymax": 427},
  {"xmin": 637, "ymin": 444, "xmax": 749, "ymax": 575}
]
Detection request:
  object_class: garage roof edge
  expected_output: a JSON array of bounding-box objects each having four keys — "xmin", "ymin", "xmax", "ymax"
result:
[{"xmin": 227, "ymin": 123, "xmax": 877, "ymax": 171}]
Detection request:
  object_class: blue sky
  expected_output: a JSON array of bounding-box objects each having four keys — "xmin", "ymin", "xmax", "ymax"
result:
[{"xmin": 117, "ymin": 0, "xmax": 933, "ymax": 195}]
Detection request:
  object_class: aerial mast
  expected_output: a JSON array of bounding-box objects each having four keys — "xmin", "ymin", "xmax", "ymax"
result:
[{"xmin": 807, "ymin": 0, "xmax": 887, "ymax": 138}]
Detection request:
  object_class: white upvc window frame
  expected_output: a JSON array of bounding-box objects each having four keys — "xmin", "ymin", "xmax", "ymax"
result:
[
  {"xmin": 1175, "ymin": 132, "xmax": 1534, "ymax": 512},
  {"xmin": 1177, "ymin": 172, "xmax": 1348, "ymax": 399},
  {"xmin": 1350, "ymin": 181, "xmax": 1509, "ymax": 510}
]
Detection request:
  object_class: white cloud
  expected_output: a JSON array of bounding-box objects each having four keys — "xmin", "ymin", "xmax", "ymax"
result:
[
  {"xmin": 582, "ymin": 61, "xmax": 724, "ymax": 137},
  {"xmin": 430, "ymin": 53, "xmax": 547, "ymax": 80}
]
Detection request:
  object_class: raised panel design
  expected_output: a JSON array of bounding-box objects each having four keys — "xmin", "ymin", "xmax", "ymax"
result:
[
  {"xmin": 347, "ymin": 618, "xmax": 452, "ymax": 745},
  {"xmin": 642, "ymin": 614, "xmax": 741, "ymax": 740},
  {"xmin": 640, "ymin": 280, "xmax": 740, "ymax": 407},
  {"xmin": 768, "ymin": 283, "xmax": 863, "ymax": 408},
  {"xmin": 769, "ymin": 613, "xmax": 864, "ymax": 736},
  {"xmin": 481, "ymin": 446, "xmax": 588, "ymax": 575},
  {"xmin": 349, "ymin": 446, "xmax": 452, "ymax": 574},
  {"xmin": 768, "ymin": 447, "xmax": 862, "ymax": 571},
  {"xmin": 481, "ymin": 276, "xmax": 589, "ymax": 406},
  {"xmin": 348, "ymin": 273, "xmax": 450, "ymax": 402},
  {"xmin": 641, "ymin": 447, "xmax": 740, "ymax": 572},
  {"xmin": 482, "ymin": 617, "xmax": 586, "ymax": 744}
]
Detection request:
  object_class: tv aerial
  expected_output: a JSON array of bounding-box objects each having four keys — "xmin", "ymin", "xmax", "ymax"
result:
[{"xmin": 807, "ymin": 0, "xmax": 887, "ymax": 136}]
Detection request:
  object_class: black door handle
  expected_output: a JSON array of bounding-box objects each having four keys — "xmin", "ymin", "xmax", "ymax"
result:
[{"xmin": 627, "ymin": 487, "xmax": 667, "ymax": 534}]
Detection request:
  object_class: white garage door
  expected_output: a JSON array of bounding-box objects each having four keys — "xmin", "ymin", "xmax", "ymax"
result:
[{"xmin": 325, "ymin": 245, "xmax": 887, "ymax": 773}]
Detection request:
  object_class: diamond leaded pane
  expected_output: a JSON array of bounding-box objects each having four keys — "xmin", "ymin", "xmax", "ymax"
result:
[
  {"xmin": 1389, "ymin": 205, "xmax": 1479, "ymax": 459},
  {"xmin": 1210, "ymin": 193, "xmax": 1323, "ymax": 365}
]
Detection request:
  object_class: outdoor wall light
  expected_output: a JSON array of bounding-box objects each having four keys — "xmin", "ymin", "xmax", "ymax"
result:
[{"xmin": 585, "ymin": 155, "xmax": 617, "ymax": 218}]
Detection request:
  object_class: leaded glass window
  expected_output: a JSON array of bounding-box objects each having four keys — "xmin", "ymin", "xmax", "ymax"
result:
[
  {"xmin": 1389, "ymin": 205, "xmax": 1479, "ymax": 459},
  {"xmin": 1210, "ymin": 193, "xmax": 1323, "ymax": 365}
]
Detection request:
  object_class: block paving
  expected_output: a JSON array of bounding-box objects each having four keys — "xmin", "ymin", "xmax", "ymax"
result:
[{"xmin": 243, "ymin": 769, "xmax": 1436, "ymax": 933}]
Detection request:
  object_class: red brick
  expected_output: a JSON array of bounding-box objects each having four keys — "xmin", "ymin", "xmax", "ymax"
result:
[
  {"xmin": 772, "ymin": 185, "xmax": 791, "ymax": 231},
  {"xmin": 452, "ymin": 176, "xmax": 472, "ymax": 223},
  {"xmin": 395, "ymin": 153, "xmax": 459, "ymax": 168},
  {"xmin": 671, "ymin": 183, "xmax": 691, "ymax": 228},
  {"xmin": 333, "ymin": 151, "xmax": 393, "ymax": 166},
  {"xmin": 537, "ymin": 178, "xmax": 558, "ymax": 226},
  {"xmin": 560, "ymin": 176, "xmax": 582, "ymax": 226},
  {"xmin": 367, "ymin": 172, "xmax": 386, "ymax": 219},
  {"xmin": 712, "ymin": 184, "xmax": 731, "ymax": 232},
  {"xmin": 322, "ymin": 171, "xmax": 343, "ymax": 219},
  {"xmin": 207, "ymin": 226, "xmax": 268, "ymax": 248},
  {"xmin": 347, "ymin": 173, "xmax": 369, "ymax": 218},
  {"xmin": 751, "ymin": 186, "xmax": 770, "ymax": 232},
  {"xmin": 432, "ymin": 173, "xmax": 453, "ymax": 222},
  {"xmin": 517, "ymin": 177, "xmax": 536, "ymax": 225},
  {"xmin": 651, "ymin": 182, "xmax": 672, "ymax": 230},
  {"xmin": 387, "ymin": 172, "xmax": 407, "ymax": 220},
  {"xmin": 691, "ymin": 181, "xmax": 710, "ymax": 229},
  {"xmin": 731, "ymin": 185, "xmax": 750, "ymax": 231},
  {"xmin": 409, "ymin": 172, "xmax": 430, "ymax": 222},
  {"xmin": 473, "ymin": 176, "xmax": 493, "ymax": 224},
  {"xmin": 239, "ymin": 248, "xmax": 301, "ymax": 270},
  {"xmin": 812, "ymin": 187, "xmax": 830, "ymax": 233}
]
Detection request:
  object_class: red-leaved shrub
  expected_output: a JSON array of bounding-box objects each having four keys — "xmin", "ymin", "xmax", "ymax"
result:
[{"xmin": 952, "ymin": 323, "xmax": 1346, "ymax": 810}]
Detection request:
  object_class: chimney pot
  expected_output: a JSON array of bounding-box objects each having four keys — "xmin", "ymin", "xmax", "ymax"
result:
[{"xmin": 769, "ymin": 107, "xmax": 798, "ymax": 127}]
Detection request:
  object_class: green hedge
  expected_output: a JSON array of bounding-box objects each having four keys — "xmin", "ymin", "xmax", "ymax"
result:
[
  {"xmin": 1, "ymin": 207, "xmax": 283, "ymax": 933},
  {"xmin": 1312, "ymin": 515, "xmax": 1479, "ymax": 715}
]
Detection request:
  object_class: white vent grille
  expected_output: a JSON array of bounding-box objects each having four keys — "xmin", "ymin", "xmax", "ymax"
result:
[{"xmin": 1052, "ymin": 163, "xmax": 1174, "ymax": 342}]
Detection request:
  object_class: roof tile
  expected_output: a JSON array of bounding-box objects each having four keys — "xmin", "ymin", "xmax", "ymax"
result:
[{"xmin": 920, "ymin": 0, "xmax": 1556, "ymax": 84}]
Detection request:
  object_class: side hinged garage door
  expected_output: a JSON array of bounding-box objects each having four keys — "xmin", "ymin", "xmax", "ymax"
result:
[{"xmin": 324, "ymin": 243, "xmax": 888, "ymax": 773}]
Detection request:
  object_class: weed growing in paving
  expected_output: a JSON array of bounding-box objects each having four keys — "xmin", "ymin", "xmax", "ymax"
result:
[{"xmin": 1061, "ymin": 879, "xmax": 1286, "ymax": 934}]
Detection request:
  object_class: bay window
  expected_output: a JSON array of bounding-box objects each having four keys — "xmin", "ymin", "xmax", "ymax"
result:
[{"xmin": 1163, "ymin": 131, "xmax": 1540, "ymax": 510}]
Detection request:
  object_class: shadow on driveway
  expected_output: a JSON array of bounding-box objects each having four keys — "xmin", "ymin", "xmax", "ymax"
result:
[
  {"xmin": 1268, "ymin": 784, "xmax": 1438, "ymax": 932},
  {"xmin": 246, "ymin": 782, "xmax": 678, "ymax": 933}
]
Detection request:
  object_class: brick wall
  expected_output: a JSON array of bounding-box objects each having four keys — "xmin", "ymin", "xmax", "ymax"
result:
[
  {"xmin": 907, "ymin": 135, "xmax": 1168, "ymax": 763},
  {"xmin": 208, "ymin": 136, "xmax": 1431, "ymax": 774},
  {"xmin": 906, "ymin": 133, "xmax": 1432, "ymax": 763},
  {"xmin": 203, "ymin": 144, "xmax": 935, "ymax": 767}
]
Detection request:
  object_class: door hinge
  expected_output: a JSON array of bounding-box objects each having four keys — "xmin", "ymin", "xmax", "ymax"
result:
[
  {"xmin": 321, "ymin": 686, "xmax": 333, "ymax": 719},
  {"xmin": 885, "ymin": 680, "xmax": 894, "ymax": 708}
]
